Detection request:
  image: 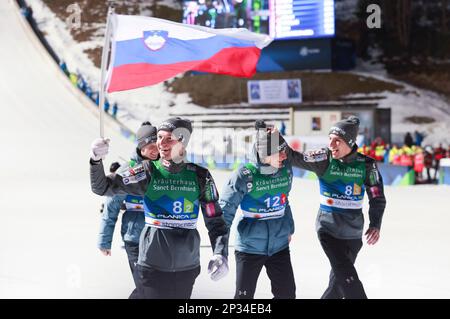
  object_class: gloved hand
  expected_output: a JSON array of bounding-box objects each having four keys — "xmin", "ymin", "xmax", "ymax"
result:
[
  {"xmin": 90, "ymin": 138, "xmax": 110, "ymax": 161},
  {"xmin": 256, "ymin": 126, "xmax": 287, "ymax": 159},
  {"xmin": 208, "ymin": 254, "xmax": 228, "ymax": 281}
]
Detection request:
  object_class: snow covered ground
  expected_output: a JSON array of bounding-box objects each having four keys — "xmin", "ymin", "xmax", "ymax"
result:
[{"xmin": 2, "ymin": 0, "xmax": 450, "ymax": 299}]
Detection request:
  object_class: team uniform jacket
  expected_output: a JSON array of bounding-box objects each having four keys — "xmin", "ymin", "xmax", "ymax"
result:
[
  {"xmin": 285, "ymin": 146, "xmax": 386, "ymax": 239},
  {"xmin": 219, "ymin": 145, "xmax": 295, "ymax": 256},
  {"xmin": 90, "ymin": 158, "xmax": 228, "ymax": 272}
]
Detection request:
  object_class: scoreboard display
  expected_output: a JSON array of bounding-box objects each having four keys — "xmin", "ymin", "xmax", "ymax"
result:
[{"xmin": 182, "ymin": 0, "xmax": 335, "ymax": 40}]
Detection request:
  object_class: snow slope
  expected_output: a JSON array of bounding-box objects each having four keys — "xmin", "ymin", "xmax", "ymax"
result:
[
  {"xmin": 1, "ymin": 0, "xmax": 450, "ymax": 299},
  {"xmin": 0, "ymin": 0, "xmax": 135, "ymax": 298}
]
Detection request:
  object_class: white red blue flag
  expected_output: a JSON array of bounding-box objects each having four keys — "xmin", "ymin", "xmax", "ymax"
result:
[{"xmin": 106, "ymin": 15, "xmax": 272, "ymax": 92}]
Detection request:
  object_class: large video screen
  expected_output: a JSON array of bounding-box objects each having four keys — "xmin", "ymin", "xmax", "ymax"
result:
[{"xmin": 182, "ymin": 0, "xmax": 335, "ymax": 40}]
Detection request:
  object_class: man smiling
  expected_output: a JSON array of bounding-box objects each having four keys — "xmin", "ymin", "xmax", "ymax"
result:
[
  {"xmin": 89, "ymin": 117, "xmax": 229, "ymax": 299},
  {"xmin": 275, "ymin": 116, "xmax": 387, "ymax": 299}
]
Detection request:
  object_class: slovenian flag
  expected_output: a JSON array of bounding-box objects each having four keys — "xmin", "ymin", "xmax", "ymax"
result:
[{"xmin": 105, "ymin": 15, "xmax": 272, "ymax": 92}]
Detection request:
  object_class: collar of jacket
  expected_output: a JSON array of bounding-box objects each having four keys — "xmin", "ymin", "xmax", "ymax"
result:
[
  {"xmin": 339, "ymin": 145, "xmax": 359, "ymax": 163},
  {"xmin": 159, "ymin": 158, "xmax": 187, "ymax": 173}
]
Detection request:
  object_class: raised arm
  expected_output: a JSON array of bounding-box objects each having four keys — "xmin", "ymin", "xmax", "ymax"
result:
[
  {"xmin": 285, "ymin": 147, "xmax": 330, "ymax": 176},
  {"xmin": 89, "ymin": 138, "xmax": 149, "ymax": 197},
  {"xmin": 257, "ymin": 128, "xmax": 330, "ymax": 176}
]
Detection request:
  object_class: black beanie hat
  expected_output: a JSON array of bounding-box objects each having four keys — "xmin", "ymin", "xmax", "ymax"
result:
[
  {"xmin": 255, "ymin": 120, "xmax": 287, "ymax": 158},
  {"xmin": 329, "ymin": 116, "xmax": 360, "ymax": 148},
  {"xmin": 136, "ymin": 121, "xmax": 157, "ymax": 150},
  {"xmin": 158, "ymin": 117, "xmax": 193, "ymax": 146}
]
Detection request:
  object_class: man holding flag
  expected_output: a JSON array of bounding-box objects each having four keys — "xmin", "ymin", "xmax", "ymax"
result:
[
  {"xmin": 91, "ymin": 10, "xmax": 271, "ymax": 298},
  {"xmin": 90, "ymin": 117, "xmax": 229, "ymax": 298}
]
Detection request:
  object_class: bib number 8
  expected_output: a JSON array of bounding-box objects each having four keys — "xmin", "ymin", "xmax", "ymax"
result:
[
  {"xmin": 345, "ymin": 185, "xmax": 353, "ymax": 196},
  {"xmin": 173, "ymin": 201, "xmax": 183, "ymax": 213}
]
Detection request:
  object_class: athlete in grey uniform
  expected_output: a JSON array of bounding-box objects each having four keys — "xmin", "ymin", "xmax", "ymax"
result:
[
  {"xmin": 90, "ymin": 117, "xmax": 229, "ymax": 299},
  {"xmin": 265, "ymin": 116, "xmax": 386, "ymax": 299}
]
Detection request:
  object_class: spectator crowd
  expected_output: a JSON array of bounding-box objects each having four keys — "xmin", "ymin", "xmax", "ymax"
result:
[{"xmin": 358, "ymin": 131, "xmax": 449, "ymax": 184}]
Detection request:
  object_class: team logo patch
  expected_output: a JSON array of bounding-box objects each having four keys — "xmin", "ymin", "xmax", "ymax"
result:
[
  {"xmin": 370, "ymin": 186, "xmax": 381, "ymax": 198},
  {"xmin": 184, "ymin": 198, "xmax": 194, "ymax": 213},
  {"xmin": 143, "ymin": 30, "xmax": 168, "ymax": 51},
  {"xmin": 369, "ymin": 169, "xmax": 380, "ymax": 185},
  {"xmin": 281, "ymin": 193, "xmax": 287, "ymax": 204},
  {"xmin": 204, "ymin": 176, "xmax": 219, "ymax": 201},
  {"xmin": 205, "ymin": 202, "xmax": 217, "ymax": 217},
  {"xmin": 123, "ymin": 172, "xmax": 146, "ymax": 185},
  {"xmin": 119, "ymin": 163, "xmax": 145, "ymax": 178},
  {"xmin": 186, "ymin": 164, "xmax": 197, "ymax": 172},
  {"xmin": 304, "ymin": 149, "xmax": 328, "ymax": 162},
  {"xmin": 353, "ymin": 183, "xmax": 362, "ymax": 195}
]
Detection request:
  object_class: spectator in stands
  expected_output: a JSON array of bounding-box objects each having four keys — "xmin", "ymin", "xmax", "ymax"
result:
[
  {"xmin": 358, "ymin": 144, "xmax": 370, "ymax": 157},
  {"xmin": 112, "ymin": 103, "xmax": 118, "ymax": 118},
  {"xmin": 85, "ymin": 85, "xmax": 93, "ymax": 99},
  {"xmin": 434, "ymin": 144, "xmax": 446, "ymax": 181},
  {"xmin": 414, "ymin": 148, "xmax": 424, "ymax": 183},
  {"xmin": 424, "ymin": 146, "xmax": 434, "ymax": 183},
  {"xmin": 390, "ymin": 144, "xmax": 401, "ymax": 165},
  {"xmin": 104, "ymin": 99, "xmax": 110, "ymax": 113},
  {"xmin": 90, "ymin": 92, "xmax": 99, "ymax": 106},
  {"xmin": 404, "ymin": 132, "xmax": 413, "ymax": 148},
  {"xmin": 371, "ymin": 137, "xmax": 386, "ymax": 162},
  {"xmin": 20, "ymin": 5, "xmax": 33, "ymax": 20},
  {"xmin": 400, "ymin": 145, "xmax": 414, "ymax": 168},
  {"xmin": 59, "ymin": 60, "xmax": 69, "ymax": 77},
  {"xmin": 280, "ymin": 121, "xmax": 286, "ymax": 136},
  {"xmin": 414, "ymin": 131, "xmax": 424, "ymax": 147},
  {"xmin": 384, "ymin": 144, "xmax": 390, "ymax": 163},
  {"xmin": 77, "ymin": 74, "xmax": 87, "ymax": 92},
  {"xmin": 69, "ymin": 73, "xmax": 78, "ymax": 87},
  {"xmin": 363, "ymin": 127, "xmax": 370, "ymax": 146}
]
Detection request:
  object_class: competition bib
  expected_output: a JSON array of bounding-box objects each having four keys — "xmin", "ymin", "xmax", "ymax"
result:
[
  {"xmin": 240, "ymin": 163, "xmax": 291, "ymax": 220},
  {"xmin": 144, "ymin": 161, "xmax": 200, "ymax": 229}
]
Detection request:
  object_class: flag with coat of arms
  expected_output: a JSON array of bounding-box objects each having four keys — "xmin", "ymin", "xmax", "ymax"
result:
[{"xmin": 105, "ymin": 14, "xmax": 273, "ymax": 92}]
